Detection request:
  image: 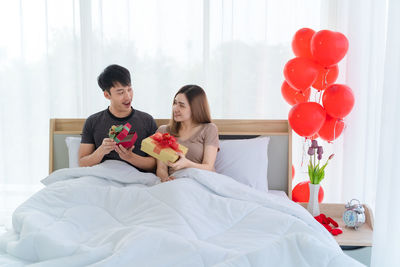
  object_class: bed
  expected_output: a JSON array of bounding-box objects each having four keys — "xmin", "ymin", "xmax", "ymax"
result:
[{"xmin": 0, "ymin": 119, "xmax": 363, "ymax": 266}]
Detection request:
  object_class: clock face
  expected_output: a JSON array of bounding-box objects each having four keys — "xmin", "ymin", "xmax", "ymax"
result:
[{"xmin": 343, "ymin": 210, "xmax": 357, "ymax": 227}]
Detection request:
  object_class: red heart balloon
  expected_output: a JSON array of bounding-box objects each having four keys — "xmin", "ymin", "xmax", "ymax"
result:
[
  {"xmin": 311, "ymin": 30, "xmax": 349, "ymax": 67},
  {"xmin": 318, "ymin": 115, "xmax": 345, "ymax": 142},
  {"xmin": 292, "ymin": 165, "xmax": 295, "ymax": 180},
  {"xmin": 281, "ymin": 81, "xmax": 311, "ymax": 105},
  {"xmin": 308, "ymin": 133, "xmax": 319, "ymax": 140},
  {"xmin": 322, "ymin": 84, "xmax": 355, "ymax": 118},
  {"xmin": 292, "ymin": 28, "xmax": 315, "ymax": 59},
  {"xmin": 284, "ymin": 57, "xmax": 319, "ymax": 91},
  {"xmin": 312, "ymin": 64, "xmax": 339, "ymax": 90},
  {"xmin": 288, "ymin": 102, "xmax": 326, "ymax": 137},
  {"xmin": 292, "ymin": 181, "xmax": 324, "ymax": 203}
]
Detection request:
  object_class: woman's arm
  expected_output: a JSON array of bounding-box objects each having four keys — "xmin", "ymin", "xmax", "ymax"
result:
[{"xmin": 167, "ymin": 145, "xmax": 218, "ymax": 172}]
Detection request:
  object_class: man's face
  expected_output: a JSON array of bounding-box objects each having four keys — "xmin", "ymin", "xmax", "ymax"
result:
[{"xmin": 104, "ymin": 82, "xmax": 133, "ymax": 113}]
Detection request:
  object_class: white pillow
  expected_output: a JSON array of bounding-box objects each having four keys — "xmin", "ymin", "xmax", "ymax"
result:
[
  {"xmin": 65, "ymin": 136, "xmax": 81, "ymax": 168},
  {"xmin": 64, "ymin": 136, "xmax": 270, "ymax": 191},
  {"xmin": 214, "ymin": 137, "xmax": 270, "ymax": 192}
]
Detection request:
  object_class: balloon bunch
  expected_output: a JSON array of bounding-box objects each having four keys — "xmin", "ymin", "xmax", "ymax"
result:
[{"xmin": 282, "ymin": 28, "xmax": 355, "ymax": 142}]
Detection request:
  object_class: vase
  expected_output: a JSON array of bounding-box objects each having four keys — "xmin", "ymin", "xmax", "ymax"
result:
[{"xmin": 307, "ymin": 183, "xmax": 320, "ymax": 217}]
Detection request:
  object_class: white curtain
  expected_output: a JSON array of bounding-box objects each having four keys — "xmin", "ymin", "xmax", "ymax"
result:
[
  {"xmin": 370, "ymin": 0, "xmax": 400, "ymax": 265},
  {"xmin": 333, "ymin": 0, "xmax": 388, "ymax": 213},
  {"xmin": 327, "ymin": 0, "xmax": 400, "ymax": 265},
  {"xmin": 0, "ymin": 0, "xmax": 325, "ymax": 224}
]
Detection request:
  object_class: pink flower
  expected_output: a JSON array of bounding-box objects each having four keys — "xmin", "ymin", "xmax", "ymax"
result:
[{"xmin": 308, "ymin": 144, "xmax": 334, "ymax": 184}]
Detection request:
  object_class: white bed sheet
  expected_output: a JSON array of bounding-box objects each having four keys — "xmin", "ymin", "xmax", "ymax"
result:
[
  {"xmin": 268, "ymin": 190, "xmax": 288, "ymax": 199},
  {"xmin": 0, "ymin": 161, "xmax": 363, "ymax": 267}
]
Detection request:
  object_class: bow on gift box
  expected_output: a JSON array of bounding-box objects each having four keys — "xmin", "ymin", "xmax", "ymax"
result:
[
  {"xmin": 109, "ymin": 123, "xmax": 131, "ymax": 142},
  {"xmin": 150, "ymin": 133, "xmax": 182, "ymax": 154},
  {"xmin": 109, "ymin": 125, "xmax": 124, "ymax": 139}
]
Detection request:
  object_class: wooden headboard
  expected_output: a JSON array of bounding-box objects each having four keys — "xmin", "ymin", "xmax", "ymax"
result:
[{"xmin": 49, "ymin": 119, "xmax": 293, "ymax": 198}]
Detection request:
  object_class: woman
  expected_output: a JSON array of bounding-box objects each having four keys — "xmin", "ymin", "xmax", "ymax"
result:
[{"xmin": 156, "ymin": 85, "xmax": 219, "ymax": 182}]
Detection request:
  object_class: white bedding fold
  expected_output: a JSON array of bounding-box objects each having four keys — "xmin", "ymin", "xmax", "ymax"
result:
[{"xmin": 0, "ymin": 161, "xmax": 363, "ymax": 267}]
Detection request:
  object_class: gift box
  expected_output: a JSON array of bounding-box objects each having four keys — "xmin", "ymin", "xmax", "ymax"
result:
[
  {"xmin": 109, "ymin": 123, "xmax": 138, "ymax": 148},
  {"xmin": 140, "ymin": 132, "xmax": 188, "ymax": 163}
]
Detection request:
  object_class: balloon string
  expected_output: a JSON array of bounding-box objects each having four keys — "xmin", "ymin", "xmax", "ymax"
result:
[
  {"xmin": 301, "ymin": 138, "xmax": 306, "ymax": 167},
  {"xmin": 331, "ymin": 118, "xmax": 345, "ymax": 144},
  {"xmin": 318, "ymin": 67, "xmax": 330, "ymax": 104},
  {"xmin": 301, "ymin": 138, "xmax": 310, "ymax": 168},
  {"xmin": 324, "ymin": 68, "xmax": 330, "ymax": 89},
  {"xmin": 318, "ymin": 90, "xmax": 322, "ymax": 104},
  {"xmin": 333, "ymin": 118, "xmax": 338, "ymax": 143}
]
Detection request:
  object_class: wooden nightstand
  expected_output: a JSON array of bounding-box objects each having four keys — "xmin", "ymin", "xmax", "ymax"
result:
[{"xmin": 300, "ymin": 203, "xmax": 374, "ymax": 266}]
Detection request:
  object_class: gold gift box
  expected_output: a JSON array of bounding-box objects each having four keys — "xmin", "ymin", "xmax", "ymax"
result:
[{"xmin": 140, "ymin": 135, "xmax": 188, "ymax": 163}]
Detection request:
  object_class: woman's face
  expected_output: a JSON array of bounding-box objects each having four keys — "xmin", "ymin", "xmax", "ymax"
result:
[{"xmin": 173, "ymin": 93, "xmax": 192, "ymax": 122}]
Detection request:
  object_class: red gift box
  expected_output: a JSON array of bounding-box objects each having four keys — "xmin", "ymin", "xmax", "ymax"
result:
[
  {"xmin": 117, "ymin": 132, "xmax": 138, "ymax": 148},
  {"xmin": 111, "ymin": 123, "xmax": 138, "ymax": 148}
]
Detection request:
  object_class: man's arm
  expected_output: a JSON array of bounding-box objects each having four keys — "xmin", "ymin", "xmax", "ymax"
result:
[
  {"xmin": 78, "ymin": 138, "xmax": 116, "ymax": 167},
  {"xmin": 115, "ymin": 145, "xmax": 156, "ymax": 171}
]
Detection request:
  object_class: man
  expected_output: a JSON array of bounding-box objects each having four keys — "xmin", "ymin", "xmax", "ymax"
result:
[{"xmin": 78, "ymin": 64, "xmax": 157, "ymax": 171}]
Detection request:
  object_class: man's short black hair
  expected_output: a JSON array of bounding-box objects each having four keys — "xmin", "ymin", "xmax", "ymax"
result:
[{"xmin": 97, "ymin": 64, "xmax": 131, "ymax": 93}]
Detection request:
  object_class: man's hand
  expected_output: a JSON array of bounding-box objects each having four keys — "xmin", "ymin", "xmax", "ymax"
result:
[
  {"xmin": 99, "ymin": 138, "xmax": 117, "ymax": 156},
  {"xmin": 115, "ymin": 144, "xmax": 135, "ymax": 162}
]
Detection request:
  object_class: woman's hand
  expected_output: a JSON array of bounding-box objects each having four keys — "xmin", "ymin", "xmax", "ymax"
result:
[
  {"xmin": 115, "ymin": 144, "xmax": 135, "ymax": 162},
  {"xmin": 167, "ymin": 152, "xmax": 191, "ymax": 171},
  {"xmin": 160, "ymin": 176, "xmax": 175, "ymax": 182}
]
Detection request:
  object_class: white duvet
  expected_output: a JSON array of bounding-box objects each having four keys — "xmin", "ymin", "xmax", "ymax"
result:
[{"xmin": 0, "ymin": 160, "xmax": 363, "ymax": 267}]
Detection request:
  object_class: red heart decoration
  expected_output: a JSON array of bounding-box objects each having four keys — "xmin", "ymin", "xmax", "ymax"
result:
[
  {"xmin": 281, "ymin": 81, "xmax": 311, "ymax": 106},
  {"xmin": 292, "ymin": 181, "xmax": 324, "ymax": 203},
  {"xmin": 322, "ymin": 84, "xmax": 355, "ymax": 119},
  {"xmin": 311, "ymin": 30, "xmax": 349, "ymax": 67},
  {"xmin": 330, "ymin": 228, "xmax": 343, "ymax": 236},
  {"xmin": 318, "ymin": 115, "xmax": 345, "ymax": 142},
  {"xmin": 312, "ymin": 64, "xmax": 339, "ymax": 90},
  {"xmin": 283, "ymin": 57, "xmax": 319, "ymax": 91},
  {"xmin": 292, "ymin": 28, "xmax": 315, "ymax": 59},
  {"xmin": 288, "ymin": 102, "xmax": 326, "ymax": 137}
]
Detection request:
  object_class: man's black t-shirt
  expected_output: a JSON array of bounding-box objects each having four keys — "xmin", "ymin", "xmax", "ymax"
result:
[{"xmin": 81, "ymin": 107, "xmax": 157, "ymax": 166}]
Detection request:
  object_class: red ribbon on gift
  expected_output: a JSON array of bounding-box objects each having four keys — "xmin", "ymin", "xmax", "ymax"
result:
[{"xmin": 150, "ymin": 132, "xmax": 182, "ymax": 154}]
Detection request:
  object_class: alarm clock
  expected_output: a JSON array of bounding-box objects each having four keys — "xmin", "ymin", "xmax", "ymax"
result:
[{"xmin": 343, "ymin": 199, "xmax": 366, "ymax": 230}]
